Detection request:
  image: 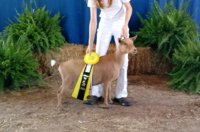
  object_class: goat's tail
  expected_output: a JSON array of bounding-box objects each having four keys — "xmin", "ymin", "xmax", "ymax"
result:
[{"xmin": 50, "ymin": 59, "xmax": 57, "ymax": 67}]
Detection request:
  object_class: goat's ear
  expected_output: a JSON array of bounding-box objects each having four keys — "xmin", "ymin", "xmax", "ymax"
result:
[{"xmin": 130, "ymin": 35, "xmax": 138, "ymax": 41}]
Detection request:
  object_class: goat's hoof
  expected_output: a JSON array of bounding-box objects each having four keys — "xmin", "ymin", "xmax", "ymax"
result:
[
  {"xmin": 56, "ymin": 105, "xmax": 65, "ymax": 111},
  {"xmin": 99, "ymin": 104, "xmax": 109, "ymax": 109},
  {"xmin": 109, "ymin": 100, "xmax": 113, "ymax": 104}
]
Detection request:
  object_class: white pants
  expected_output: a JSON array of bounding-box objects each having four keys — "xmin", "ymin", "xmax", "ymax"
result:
[{"xmin": 92, "ymin": 17, "xmax": 129, "ymax": 98}]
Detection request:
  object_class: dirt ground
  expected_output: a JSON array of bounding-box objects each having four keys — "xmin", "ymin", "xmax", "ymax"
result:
[{"xmin": 0, "ymin": 74, "xmax": 200, "ymax": 132}]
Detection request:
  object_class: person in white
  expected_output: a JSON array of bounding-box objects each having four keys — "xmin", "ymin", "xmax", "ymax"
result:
[{"xmin": 86, "ymin": 0, "xmax": 133, "ymax": 106}]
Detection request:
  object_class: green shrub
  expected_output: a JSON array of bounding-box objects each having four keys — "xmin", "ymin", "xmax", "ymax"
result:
[
  {"xmin": 169, "ymin": 40, "xmax": 200, "ymax": 94},
  {"xmin": 0, "ymin": 40, "xmax": 42, "ymax": 91},
  {"xmin": 136, "ymin": 0, "xmax": 198, "ymax": 60},
  {"xmin": 5, "ymin": 2, "xmax": 65, "ymax": 54}
]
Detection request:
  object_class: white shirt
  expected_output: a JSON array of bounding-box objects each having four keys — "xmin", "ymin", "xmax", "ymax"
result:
[{"xmin": 87, "ymin": 0, "xmax": 130, "ymax": 19}]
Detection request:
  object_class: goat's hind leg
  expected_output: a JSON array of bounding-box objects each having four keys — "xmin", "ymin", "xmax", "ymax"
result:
[
  {"xmin": 57, "ymin": 79, "xmax": 72, "ymax": 109},
  {"xmin": 57, "ymin": 84, "xmax": 65, "ymax": 109}
]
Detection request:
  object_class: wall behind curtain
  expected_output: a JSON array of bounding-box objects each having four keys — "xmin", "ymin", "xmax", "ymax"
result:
[{"xmin": 0, "ymin": 0, "xmax": 199, "ymax": 45}]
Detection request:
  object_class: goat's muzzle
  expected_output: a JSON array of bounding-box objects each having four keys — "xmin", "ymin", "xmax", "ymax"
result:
[{"xmin": 131, "ymin": 47, "xmax": 137, "ymax": 55}]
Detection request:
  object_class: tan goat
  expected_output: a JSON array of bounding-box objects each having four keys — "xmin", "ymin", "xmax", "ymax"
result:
[{"xmin": 57, "ymin": 36, "xmax": 137, "ymax": 109}]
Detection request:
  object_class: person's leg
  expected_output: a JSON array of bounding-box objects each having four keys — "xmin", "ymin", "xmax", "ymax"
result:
[
  {"xmin": 85, "ymin": 19, "xmax": 112, "ymax": 105},
  {"xmin": 112, "ymin": 19, "xmax": 131, "ymax": 106}
]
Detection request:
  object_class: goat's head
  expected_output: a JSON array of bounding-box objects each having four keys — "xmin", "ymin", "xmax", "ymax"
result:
[{"xmin": 118, "ymin": 35, "xmax": 137, "ymax": 54}]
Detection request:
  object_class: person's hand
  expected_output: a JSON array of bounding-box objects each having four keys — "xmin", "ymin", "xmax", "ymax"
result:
[
  {"xmin": 86, "ymin": 45, "xmax": 92, "ymax": 55},
  {"xmin": 121, "ymin": 24, "xmax": 128, "ymax": 38}
]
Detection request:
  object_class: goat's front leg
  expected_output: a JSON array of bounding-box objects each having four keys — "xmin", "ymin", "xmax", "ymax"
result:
[
  {"xmin": 101, "ymin": 82, "xmax": 111, "ymax": 109},
  {"xmin": 108, "ymin": 83, "xmax": 113, "ymax": 104}
]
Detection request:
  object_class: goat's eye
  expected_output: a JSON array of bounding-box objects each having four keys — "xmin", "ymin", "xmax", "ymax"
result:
[
  {"xmin": 125, "ymin": 44, "xmax": 129, "ymax": 47},
  {"xmin": 123, "ymin": 42, "xmax": 128, "ymax": 46},
  {"xmin": 122, "ymin": 42, "xmax": 126, "ymax": 45}
]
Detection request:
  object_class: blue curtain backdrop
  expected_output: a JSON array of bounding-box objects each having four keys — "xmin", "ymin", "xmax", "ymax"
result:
[{"xmin": 0, "ymin": 0, "xmax": 199, "ymax": 45}]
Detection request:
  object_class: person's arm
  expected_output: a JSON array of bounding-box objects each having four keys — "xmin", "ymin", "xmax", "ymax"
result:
[
  {"xmin": 86, "ymin": 7, "xmax": 97, "ymax": 54},
  {"xmin": 122, "ymin": 2, "xmax": 132, "ymax": 38}
]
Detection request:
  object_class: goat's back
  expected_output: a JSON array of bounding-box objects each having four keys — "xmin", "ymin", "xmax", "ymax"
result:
[{"xmin": 58, "ymin": 59, "xmax": 85, "ymax": 81}]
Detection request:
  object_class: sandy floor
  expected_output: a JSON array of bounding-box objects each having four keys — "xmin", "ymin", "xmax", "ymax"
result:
[{"xmin": 0, "ymin": 75, "xmax": 200, "ymax": 132}]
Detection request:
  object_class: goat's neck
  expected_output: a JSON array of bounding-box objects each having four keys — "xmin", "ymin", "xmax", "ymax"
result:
[{"xmin": 114, "ymin": 49, "xmax": 125, "ymax": 66}]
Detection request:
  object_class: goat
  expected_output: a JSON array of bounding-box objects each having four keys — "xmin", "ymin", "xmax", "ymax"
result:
[{"xmin": 57, "ymin": 36, "xmax": 137, "ymax": 109}]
